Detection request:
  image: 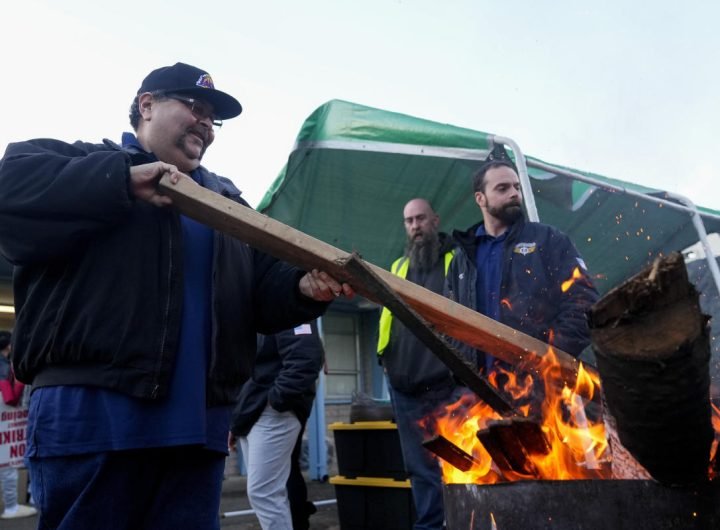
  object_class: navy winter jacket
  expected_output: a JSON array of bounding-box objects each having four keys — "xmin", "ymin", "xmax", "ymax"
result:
[
  {"xmin": 445, "ymin": 218, "xmax": 598, "ymax": 361},
  {"xmin": 0, "ymin": 138, "xmax": 328, "ymax": 406}
]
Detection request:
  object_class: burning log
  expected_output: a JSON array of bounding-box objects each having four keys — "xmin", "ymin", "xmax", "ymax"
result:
[
  {"xmin": 476, "ymin": 418, "xmax": 550, "ymax": 479},
  {"xmin": 421, "ymin": 420, "xmax": 550, "ymax": 480},
  {"xmin": 422, "ymin": 435, "xmax": 483, "ymax": 472},
  {"xmin": 508, "ymin": 417, "xmax": 552, "ymax": 457},
  {"xmin": 589, "ymin": 252, "xmax": 714, "ymax": 485}
]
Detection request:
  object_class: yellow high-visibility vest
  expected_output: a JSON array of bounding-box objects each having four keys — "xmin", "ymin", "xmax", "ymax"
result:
[{"xmin": 376, "ymin": 250, "xmax": 454, "ymax": 355}]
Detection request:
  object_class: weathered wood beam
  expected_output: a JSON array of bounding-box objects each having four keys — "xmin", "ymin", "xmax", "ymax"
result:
[{"xmin": 159, "ymin": 174, "xmax": 591, "ymax": 389}]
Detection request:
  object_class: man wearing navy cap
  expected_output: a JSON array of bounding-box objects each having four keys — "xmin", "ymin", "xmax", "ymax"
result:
[{"xmin": 0, "ymin": 63, "xmax": 353, "ymax": 529}]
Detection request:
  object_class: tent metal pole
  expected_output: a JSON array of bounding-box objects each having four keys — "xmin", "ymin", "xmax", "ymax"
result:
[
  {"xmin": 493, "ymin": 135, "xmax": 540, "ymax": 223},
  {"xmin": 526, "ymin": 158, "xmax": 720, "ymax": 297},
  {"xmin": 664, "ymin": 192, "xmax": 720, "ymax": 298},
  {"xmin": 526, "ymin": 159, "xmax": 720, "ymax": 221}
]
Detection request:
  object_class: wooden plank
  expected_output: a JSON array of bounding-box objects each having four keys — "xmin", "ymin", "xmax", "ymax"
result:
[
  {"xmin": 476, "ymin": 419, "xmax": 537, "ymax": 478},
  {"xmin": 509, "ymin": 417, "xmax": 552, "ymax": 456},
  {"xmin": 159, "ymin": 174, "xmax": 591, "ymax": 388},
  {"xmin": 422, "ymin": 434, "xmax": 482, "ymax": 472}
]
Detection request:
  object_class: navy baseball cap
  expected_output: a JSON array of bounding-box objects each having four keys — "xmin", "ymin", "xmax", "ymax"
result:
[{"xmin": 138, "ymin": 62, "xmax": 242, "ymax": 120}]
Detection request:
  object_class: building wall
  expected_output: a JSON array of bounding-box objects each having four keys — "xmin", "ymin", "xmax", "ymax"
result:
[{"xmin": 0, "ymin": 282, "xmax": 14, "ymax": 331}]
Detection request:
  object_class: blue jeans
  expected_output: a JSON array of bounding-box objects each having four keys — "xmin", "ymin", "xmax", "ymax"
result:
[
  {"xmin": 29, "ymin": 446, "xmax": 225, "ymax": 530},
  {"xmin": 389, "ymin": 384, "xmax": 466, "ymax": 530}
]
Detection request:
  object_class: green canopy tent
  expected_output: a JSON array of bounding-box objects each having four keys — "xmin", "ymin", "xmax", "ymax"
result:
[
  {"xmin": 259, "ymin": 99, "xmax": 720, "ymax": 296},
  {"xmin": 259, "ymin": 100, "xmax": 720, "ymax": 481}
]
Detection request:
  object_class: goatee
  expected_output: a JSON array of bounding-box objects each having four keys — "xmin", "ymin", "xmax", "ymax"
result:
[{"xmin": 405, "ymin": 230, "xmax": 441, "ymax": 271}]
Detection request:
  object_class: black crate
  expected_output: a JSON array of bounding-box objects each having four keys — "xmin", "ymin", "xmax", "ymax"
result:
[
  {"xmin": 330, "ymin": 421, "xmax": 408, "ymax": 480},
  {"xmin": 330, "ymin": 475, "xmax": 416, "ymax": 530}
]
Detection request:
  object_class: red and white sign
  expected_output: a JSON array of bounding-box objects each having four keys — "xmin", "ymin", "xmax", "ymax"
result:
[{"xmin": 0, "ymin": 401, "xmax": 28, "ymax": 468}]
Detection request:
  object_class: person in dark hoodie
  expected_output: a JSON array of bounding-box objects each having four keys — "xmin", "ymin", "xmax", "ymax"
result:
[
  {"xmin": 445, "ymin": 144, "xmax": 598, "ymax": 376},
  {"xmin": 0, "ymin": 62, "xmax": 352, "ymax": 530},
  {"xmin": 230, "ymin": 321, "xmax": 324, "ymax": 530},
  {"xmin": 376, "ymin": 198, "xmax": 460, "ymax": 530}
]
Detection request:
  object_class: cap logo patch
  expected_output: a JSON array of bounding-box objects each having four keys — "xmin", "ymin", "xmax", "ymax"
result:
[
  {"xmin": 195, "ymin": 74, "xmax": 215, "ymax": 89},
  {"xmin": 513, "ymin": 242, "xmax": 537, "ymax": 256}
]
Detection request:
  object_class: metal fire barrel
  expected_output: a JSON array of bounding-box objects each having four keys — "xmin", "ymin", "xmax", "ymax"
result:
[{"xmin": 444, "ymin": 480, "xmax": 720, "ymax": 529}]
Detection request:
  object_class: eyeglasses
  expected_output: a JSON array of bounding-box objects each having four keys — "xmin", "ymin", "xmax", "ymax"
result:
[{"xmin": 165, "ymin": 94, "xmax": 223, "ymax": 128}]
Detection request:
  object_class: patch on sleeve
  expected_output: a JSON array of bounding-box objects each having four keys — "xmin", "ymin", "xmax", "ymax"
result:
[
  {"xmin": 293, "ymin": 323, "xmax": 312, "ymax": 335},
  {"xmin": 576, "ymin": 257, "xmax": 588, "ymax": 270}
]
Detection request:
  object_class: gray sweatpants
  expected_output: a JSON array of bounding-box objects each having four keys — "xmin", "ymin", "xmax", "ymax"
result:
[{"xmin": 0, "ymin": 467, "xmax": 18, "ymax": 511}]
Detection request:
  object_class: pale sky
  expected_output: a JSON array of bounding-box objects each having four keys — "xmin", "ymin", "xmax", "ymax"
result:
[{"xmin": 3, "ymin": 0, "xmax": 718, "ymax": 211}]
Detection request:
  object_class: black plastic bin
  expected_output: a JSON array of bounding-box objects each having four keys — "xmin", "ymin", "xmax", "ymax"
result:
[
  {"xmin": 330, "ymin": 475, "xmax": 416, "ymax": 530},
  {"xmin": 329, "ymin": 421, "xmax": 409, "ymax": 480}
]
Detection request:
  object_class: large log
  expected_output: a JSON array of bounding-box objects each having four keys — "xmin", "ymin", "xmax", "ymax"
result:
[
  {"xmin": 159, "ymin": 174, "xmax": 591, "ymax": 389},
  {"xmin": 589, "ymin": 252, "xmax": 714, "ymax": 485}
]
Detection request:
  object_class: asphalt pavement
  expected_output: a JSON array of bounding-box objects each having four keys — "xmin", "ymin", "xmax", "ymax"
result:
[{"xmin": 220, "ymin": 474, "xmax": 340, "ymax": 529}]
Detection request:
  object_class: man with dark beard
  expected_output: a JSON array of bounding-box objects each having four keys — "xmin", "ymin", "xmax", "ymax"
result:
[
  {"xmin": 377, "ymin": 198, "xmax": 459, "ymax": 530},
  {"xmin": 446, "ymin": 144, "xmax": 598, "ymax": 377}
]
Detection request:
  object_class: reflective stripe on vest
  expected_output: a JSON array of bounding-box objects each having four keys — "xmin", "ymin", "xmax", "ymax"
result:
[{"xmin": 376, "ymin": 250, "xmax": 454, "ymax": 355}]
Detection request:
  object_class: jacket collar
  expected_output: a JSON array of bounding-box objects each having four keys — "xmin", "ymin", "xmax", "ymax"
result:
[{"xmin": 453, "ymin": 217, "xmax": 526, "ymax": 256}]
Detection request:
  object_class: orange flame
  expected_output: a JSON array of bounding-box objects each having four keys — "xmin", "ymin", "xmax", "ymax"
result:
[
  {"xmin": 561, "ymin": 267, "xmax": 583, "ymax": 292},
  {"xmin": 711, "ymin": 402, "xmax": 720, "ymax": 434},
  {"xmin": 429, "ymin": 348, "xmax": 609, "ymax": 484},
  {"xmin": 709, "ymin": 403, "xmax": 720, "ymax": 478}
]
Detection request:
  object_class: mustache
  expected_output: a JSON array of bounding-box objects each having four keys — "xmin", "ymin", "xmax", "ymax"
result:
[{"xmin": 187, "ymin": 126, "xmax": 209, "ymax": 145}]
